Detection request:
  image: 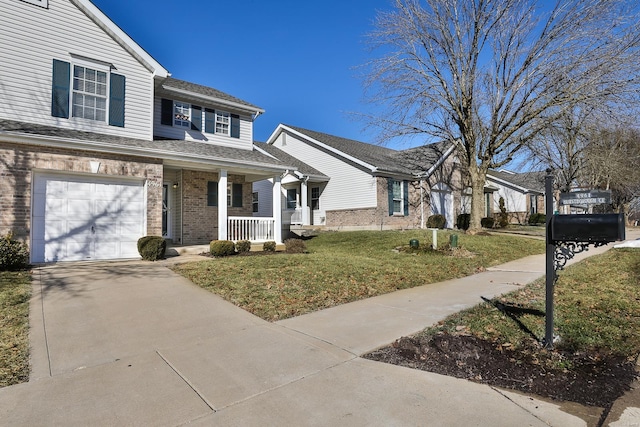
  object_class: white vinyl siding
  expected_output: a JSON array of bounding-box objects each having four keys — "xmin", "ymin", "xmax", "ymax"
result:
[
  {"xmin": 152, "ymin": 98, "xmax": 254, "ymax": 149},
  {"xmin": 270, "ymin": 132, "xmax": 377, "ymax": 219},
  {"xmin": 252, "ymin": 179, "xmax": 274, "ymax": 217},
  {"xmin": 0, "ymin": 0, "xmax": 154, "ymax": 139}
]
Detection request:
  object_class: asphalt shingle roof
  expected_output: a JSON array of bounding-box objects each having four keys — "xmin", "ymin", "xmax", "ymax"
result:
[
  {"xmin": 160, "ymin": 78, "xmax": 263, "ymax": 112},
  {"xmin": 487, "ymin": 170, "xmax": 546, "ymax": 193},
  {"xmin": 0, "ymin": 119, "xmax": 289, "ymax": 170},
  {"xmin": 254, "ymin": 142, "xmax": 329, "ymax": 179},
  {"xmin": 284, "ymin": 125, "xmax": 454, "ymax": 177}
]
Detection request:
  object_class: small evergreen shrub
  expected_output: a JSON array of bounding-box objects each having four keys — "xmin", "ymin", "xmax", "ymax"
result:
[
  {"xmin": 481, "ymin": 217, "xmax": 495, "ymax": 228},
  {"xmin": 284, "ymin": 238, "xmax": 307, "ymax": 254},
  {"xmin": 235, "ymin": 240, "xmax": 251, "ymax": 253},
  {"xmin": 263, "ymin": 241, "xmax": 277, "ymax": 252},
  {"xmin": 0, "ymin": 233, "xmax": 29, "ymax": 271},
  {"xmin": 456, "ymin": 214, "xmax": 470, "ymax": 230},
  {"xmin": 498, "ymin": 197, "xmax": 509, "ymax": 228},
  {"xmin": 137, "ymin": 236, "xmax": 166, "ymax": 261},
  {"xmin": 528, "ymin": 213, "xmax": 546, "ymax": 225},
  {"xmin": 426, "ymin": 214, "xmax": 446, "ymax": 229},
  {"xmin": 210, "ymin": 240, "xmax": 235, "ymax": 257}
]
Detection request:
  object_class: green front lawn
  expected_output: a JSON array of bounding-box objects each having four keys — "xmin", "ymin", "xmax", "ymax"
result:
[
  {"xmin": 172, "ymin": 230, "xmax": 545, "ymax": 321},
  {"xmin": 0, "ymin": 271, "xmax": 31, "ymax": 387}
]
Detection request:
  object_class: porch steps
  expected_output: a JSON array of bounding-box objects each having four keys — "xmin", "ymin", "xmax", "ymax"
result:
[{"xmin": 289, "ymin": 225, "xmax": 324, "ymax": 238}]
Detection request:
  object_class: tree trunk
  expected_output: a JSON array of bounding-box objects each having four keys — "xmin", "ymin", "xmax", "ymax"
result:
[{"xmin": 468, "ymin": 169, "xmax": 487, "ymax": 233}]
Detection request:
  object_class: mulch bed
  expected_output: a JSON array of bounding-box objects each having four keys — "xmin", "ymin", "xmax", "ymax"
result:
[{"xmin": 364, "ymin": 332, "xmax": 638, "ymax": 408}]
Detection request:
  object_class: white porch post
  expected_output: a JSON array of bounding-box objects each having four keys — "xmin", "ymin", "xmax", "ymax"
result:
[
  {"xmin": 218, "ymin": 169, "xmax": 228, "ymax": 240},
  {"xmin": 273, "ymin": 175, "xmax": 282, "ymax": 243},
  {"xmin": 301, "ymin": 178, "xmax": 309, "ymax": 225}
]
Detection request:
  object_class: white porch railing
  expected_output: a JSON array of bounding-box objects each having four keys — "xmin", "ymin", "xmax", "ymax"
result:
[
  {"xmin": 290, "ymin": 207, "xmax": 303, "ymax": 225},
  {"xmin": 228, "ymin": 216, "xmax": 275, "ymax": 242}
]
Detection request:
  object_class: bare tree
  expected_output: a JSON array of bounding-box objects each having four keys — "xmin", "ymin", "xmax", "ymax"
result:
[{"xmin": 365, "ymin": 0, "xmax": 640, "ymax": 232}]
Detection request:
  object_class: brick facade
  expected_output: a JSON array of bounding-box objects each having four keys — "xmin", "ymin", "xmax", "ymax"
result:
[
  {"xmin": 0, "ymin": 141, "xmax": 163, "ymax": 241},
  {"xmin": 180, "ymin": 170, "xmax": 252, "ymax": 244}
]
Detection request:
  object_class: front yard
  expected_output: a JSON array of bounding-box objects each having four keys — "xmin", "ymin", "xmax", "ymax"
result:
[
  {"xmin": 0, "ymin": 271, "xmax": 31, "ymax": 387},
  {"xmin": 171, "ymin": 230, "xmax": 545, "ymax": 320}
]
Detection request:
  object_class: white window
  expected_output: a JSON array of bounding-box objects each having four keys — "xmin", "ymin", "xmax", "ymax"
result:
[
  {"xmin": 311, "ymin": 187, "xmax": 320, "ymax": 210},
  {"xmin": 392, "ymin": 180, "xmax": 403, "ymax": 214},
  {"xmin": 252, "ymin": 192, "xmax": 259, "ymax": 213},
  {"xmin": 286, "ymin": 188, "xmax": 297, "ymax": 209},
  {"xmin": 72, "ymin": 65, "xmax": 107, "ymax": 122},
  {"xmin": 216, "ymin": 111, "xmax": 230, "ymax": 135},
  {"xmin": 174, "ymin": 101, "xmax": 190, "ymax": 127}
]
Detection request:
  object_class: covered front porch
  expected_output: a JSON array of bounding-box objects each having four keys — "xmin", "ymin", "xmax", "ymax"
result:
[{"xmin": 162, "ymin": 161, "xmax": 291, "ymax": 246}]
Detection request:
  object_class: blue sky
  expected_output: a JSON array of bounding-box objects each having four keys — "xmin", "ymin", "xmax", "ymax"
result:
[{"xmin": 91, "ymin": 0, "xmax": 399, "ymax": 145}]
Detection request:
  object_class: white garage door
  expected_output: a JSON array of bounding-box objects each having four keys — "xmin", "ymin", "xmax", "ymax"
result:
[{"xmin": 32, "ymin": 174, "xmax": 146, "ymax": 263}]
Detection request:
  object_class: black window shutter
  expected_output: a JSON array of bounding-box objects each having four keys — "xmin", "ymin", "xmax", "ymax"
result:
[
  {"xmin": 207, "ymin": 181, "xmax": 218, "ymax": 206},
  {"xmin": 191, "ymin": 105, "xmax": 202, "ymax": 131},
  {"xmin": 51, "ymin": 59, "xmax": 70, "ymax": 118},
  {"xmin": 403, "ymin": 180, "xmax": 409, "ymax": 216},
  {"xmin": 108, "ymin": 73, "xmax": 125, "ymax": 127},
  {"xmin": 204, "ymin": 108, "xmax": 215, "ymax": 133},
  {"xmin": 161, "ymin": 98, "xmax": 173, "ymax": 126},
  {"xmin": 388, "ymin": 178, "xmax": 394, "ymax": 216},
  {"xmin": 232, "ymin": 183, "xmax": 243, "ymax": 207},
  {"xmin": 230, "ymin": 114, "xmax": 240, "ymax": 138}
]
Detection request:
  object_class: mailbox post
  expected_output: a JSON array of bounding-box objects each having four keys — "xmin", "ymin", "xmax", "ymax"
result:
[{"xmin": 543, "ymin": 172, "xmax": 626, "ymax": 348}]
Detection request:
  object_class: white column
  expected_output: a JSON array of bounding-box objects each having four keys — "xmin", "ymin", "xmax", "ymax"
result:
[
  {"xmin": 301, "ymin": 178, "xmax": 309, "ymax": 225},
  {"xmin": 272, "ymin": 175, "xmax": 282, "ymax": 243},
  {"xmin": 218, "ymin": 169, "xmax": 228, "ymax": 240}
]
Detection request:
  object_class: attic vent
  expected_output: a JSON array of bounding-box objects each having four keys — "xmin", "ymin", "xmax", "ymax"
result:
[
  {"xmin": 20, "ymin": 0, "xmax": 48, "ymax": 8},
  {"xmin": 282, "ymin": 133, "xmax": 287, "ymax": 146}
]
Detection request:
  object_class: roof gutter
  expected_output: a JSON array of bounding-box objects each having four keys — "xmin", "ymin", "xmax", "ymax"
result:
[
  {"xmin": 162, "ymin": 86, "xmax": 265, "ymax": 115},
  {"xmin": 0, "ymin": 131, "xmax": 291, "ymax": 174}
]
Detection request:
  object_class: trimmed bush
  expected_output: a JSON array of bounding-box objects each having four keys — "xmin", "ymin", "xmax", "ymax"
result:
[
  {"xmin": 263, "ymin": 241, "xmax": 277, "ymax": 252},
  {"xmin": 235, "ymin": 240, "xmax": 251, "ymax": 253},
  {"xmin": 137, "ymin": 236, "xmax": 166, "ymax": 261},
  {"xmin": 0, "ymin": 233, "xmax": 29, "ymax": 271},
  {"xmin": 426, "ymin": 214, "xmax": 446, "ymax": 229},
  {"xmin": 481, "ymin": 217, "xmax": 495, "ymax": 228},
  {"xmin": 284, "ymin": 238, "xmax": 307, "ymax": 254},
  {"xmin": 498, "ymin": 197, "xmax": 509, "ymax": 228},
  {"xmin": 456, "ymin": 213, "xmax": 470, "ymax": 230},
  {"xmin": 210, "ymin": 240, "xmax": 236, "ymax": 257},
  {"xmin": 528, "ymin": 213, "xmax": 546, "ymax": 225}
]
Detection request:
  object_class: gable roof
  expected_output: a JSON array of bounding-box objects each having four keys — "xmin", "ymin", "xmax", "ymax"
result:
[
  {"xmin": 270, "ymin": 124, "xmax": 455, "ymax": 178},
  {"xmin": 72, "ymin": 0, "xmax": 168, "ymax": 77},
  {"xmin": 0, "ymin": 119, "xmax": 291, "ymax": 176},
  {"xmin": 487, "ymin": 170, "xmax": 546, "ymax": 193},
  {"xmin": 159, "ymin": 78, "xmax": 264, "ymax": 115},
  {"xmin": 254, "ymin": 142, "xmax": 329, "ymax": 181}
]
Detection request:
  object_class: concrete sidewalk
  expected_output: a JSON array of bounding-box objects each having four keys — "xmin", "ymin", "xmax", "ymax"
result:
[{"xmin": 0, "ymin": 231, "xmax": 637, "ymax": 425}]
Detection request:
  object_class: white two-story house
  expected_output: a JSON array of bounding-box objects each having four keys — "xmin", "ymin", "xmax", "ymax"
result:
[{"xmin": 0, "ymin": 0, "xmax": 292, "ymax": 262}]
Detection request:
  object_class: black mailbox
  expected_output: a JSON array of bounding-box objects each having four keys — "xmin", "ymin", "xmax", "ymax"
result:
[{"xmin": 550, "ymin": 213, "xmax": 625, "ymax": 243}]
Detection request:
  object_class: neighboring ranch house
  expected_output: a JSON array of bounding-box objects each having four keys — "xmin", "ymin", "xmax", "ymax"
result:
[
  {"xmin": 0, "ymin": 0, "xmax": 292, "ymax": 263},
  {"xmin": 483, "ymin": 170, "xmax": 546, "ymax": 223},
  {"xmin": 253, "ymin": 124, "xmax": 462, "ymax": 235}
]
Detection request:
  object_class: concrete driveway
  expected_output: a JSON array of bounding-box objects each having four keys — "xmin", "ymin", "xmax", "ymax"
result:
[{"xmin": 2, "ymin": 237, "xmax": 634, "ymax": 425}]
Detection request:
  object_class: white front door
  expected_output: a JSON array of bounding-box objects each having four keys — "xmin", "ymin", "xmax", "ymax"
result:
[{"xmin": 32, "ymin": 174, "xmax": 145, "ymax": 262}]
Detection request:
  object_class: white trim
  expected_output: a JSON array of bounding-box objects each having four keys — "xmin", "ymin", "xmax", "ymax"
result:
[
  {"xmin": 486, "ymin": 174, "xmax": 533, "ymax": 193},
  {"xmin": 267, "ymin": 124, "xmax": 378, "ymax": 173},
  {"xmin": 70, "ymin": 0, "xmax": 169, "ymax": 77}
]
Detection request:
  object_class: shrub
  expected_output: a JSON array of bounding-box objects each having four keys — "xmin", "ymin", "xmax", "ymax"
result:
[
  {"xmin": 498, "ymin": 197, "xmax": 509, "ymax": 228},
  {"xmin": 210, "ymin": 240, "xmax": 236, "ymax": 257},
  {"xmin": 235, "ymin": 240, "xmax": 251, "ymax": 253},
  {"xmin": 426, "ymin": 214, "xmax": 446, "ymax": 229},
  {"xmin": 137, "ymin": 236, "xmax": 166, "ymax": 261},
  {"xmin": 528, "ymin": 213, "xmax": 546, "ymax": 225},
  {"xmin": 284, "ymin": 238, "xmax": 307, "ymax": 254},
  {"xmin": 263, "ymin": 241, "xmax": 277, "ymax": 252},
  {"xmin": 0, "ymin": 233, "xmax": 29, "ymax": 271},
  {"xmin": 456, "ymin": 214, "xmax": 470, "ymax": 230},
  {"xmin": 481, "ymin": 217, "xmax": 495, "ymax": 228}
]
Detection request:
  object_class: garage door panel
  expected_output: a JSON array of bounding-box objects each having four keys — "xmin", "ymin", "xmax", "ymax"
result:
[{"xmin": 32, "ymin": 174, "xmax": 146, "ymax": 263}]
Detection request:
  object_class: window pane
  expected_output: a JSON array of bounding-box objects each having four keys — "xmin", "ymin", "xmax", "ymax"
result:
[
  {"xmin": 393, "ymin": 181, "xmax": 402, "ymax": 198},
  {"xmin": 97, "ymin": 71, "xmax": 107, "ymax": 84}
]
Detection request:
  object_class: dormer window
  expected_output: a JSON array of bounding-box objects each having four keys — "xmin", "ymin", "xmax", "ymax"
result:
[
  {"xmin": 215, "ymin": 111, "xmax": 230, "ymax": 135},
  {"xmin": 173, "ymin": 101, "xmax": 190, "ymax": 127}
]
